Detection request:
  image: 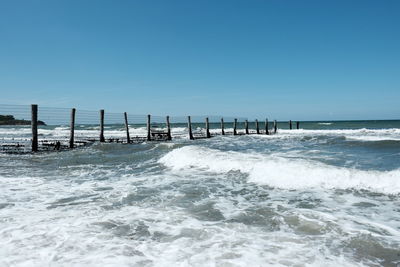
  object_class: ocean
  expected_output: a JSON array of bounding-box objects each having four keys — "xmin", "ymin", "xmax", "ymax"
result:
[{"xmin": 1, "ymin": 120, "xmax": 399, "ymax": 266}]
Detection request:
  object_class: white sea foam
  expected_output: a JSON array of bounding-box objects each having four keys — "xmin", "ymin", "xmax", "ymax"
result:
[
  {"xmin": 345, "ymin": 136, "xmax": 400, "ymax": 141},
  {"xmin": 1, "ymin": 136, "xmax": 399, "ymax": 266},
  {"xmin": 276, "ymin": 128, "xmax": 400, "ymax": 136},
  {"xmin": 245, "ymin": 128, "xmax": 400, "ymax": 144},
  {"xmin": 0, "ymin": 171, "xmax": 387, "ymax": 267},
  {"xmin": 0, "ymin": 126, "xmax": 190, "ymax": 142},
  {"xmin": 159, "ymin": 146, "xmax": 400, "ymax": 194},
  {"xmin": 2, "ymin": 126, "xmax": 400, "ymax": 143}
]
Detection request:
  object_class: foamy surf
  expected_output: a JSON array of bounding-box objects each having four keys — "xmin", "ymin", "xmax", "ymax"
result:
[
  {"xmin": 270, "ymin": 128, "xmax": 400, "ymax": 140},
  {"xmin": 159, "ymin": 146, "xmax": 400, "ymax": 194},
  {"xmin": 345, "ymin": 136, "xmax": 400, "ymax": 141},
  {"xmin": 1, "ymin": 121, "xmax": 400, "ymax": 266}
]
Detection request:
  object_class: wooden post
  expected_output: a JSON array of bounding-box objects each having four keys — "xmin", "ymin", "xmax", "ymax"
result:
[
  {"xmin": 233, "ymin": 118, "xmax": 237, "ymax": 135},
  {"xmin": 124, "ymin": 112, "xmax": 130, "ymax": 143},
  {"xmin": 289, "ymin": 120, "xmax": 292, "ymax": 130},
  {"xmin": 31, "ymin": 104, "xmax": 38, "ymax": 152},
  {"xmin": 265, "ymin": 119, "xmax": 269, "ymax": 135},
  {"xmin": 205, "ymin": 117, "xmax": 211, "ymax": 138},
  {"xmin": 188, "ymin": 116, "xmax": 194, "ymax": 140},
  {"xmin": 245, "ymin": 120, "xmax": 249, "ymax": 134},
  {"xmin": 255, "ymin": 119, "xmax": 260, "ymax": 134},
  {"xmin": 221, "ymin": 118, "xmax": 225, "ymax": 135},
  {"xmin": 69, "ymin": 108, "xmax": 76, "ymax": 148},
  {"xmin": 100, "ymin": 109, "xmax": 105, "ymax": 142},
  {"xmin": 297, "ymin": 121, "xmax": 300, "ymax": 129},
  {"xmin": 166, "ymin": 116, "xmax": 172, "ymax": 140},
  {"xmin": 274, "ymin": 120, "xmax": 277, "ymax": 134},
  {"xmin": 147, "ymin": 114, "xmax": 151, "ymax": 141}
]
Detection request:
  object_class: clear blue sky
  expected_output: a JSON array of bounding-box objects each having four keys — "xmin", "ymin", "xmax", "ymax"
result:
[{"xmin": 0, "ymin": 0, "xmax": 399, "ymax": 120}]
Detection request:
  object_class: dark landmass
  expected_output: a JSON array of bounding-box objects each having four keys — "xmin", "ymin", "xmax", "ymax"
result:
[{"xmin": 0, "ymin": 115, "xmax": 46, "ymax": 126}]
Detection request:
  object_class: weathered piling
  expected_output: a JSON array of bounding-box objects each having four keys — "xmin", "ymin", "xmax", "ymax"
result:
[
  {"xmin": 166, "ymin": 116, "xmax": 172, "ymax": 140},
  {"xmin": 206, "ymin": 117, "xmax": 211, "ymax": 138},
  {"xmin": 256, "ymin": 119, "xmax": 260, "ymax": 134},
  {"xmin": 2, "ymin": 103, "xmax": 297, "ymax": 154},
  {"xmin": 147, "ymin": 114, "xmax": 151, "ymax": 141},
  {"xmin": 124, "ymin": 112, "xmax": 130, "ymax": 143},
  {"xmin": 31, "ymin": 104, "xmax": 38, "ymax": 152},
  {"xmin": 100, "ymin": 109, "xmax": 105, "ymax": 142},
  {"xmin": 188, "ymin": 116, "xmax": 194, "ymax": 140},
  {"xmin": 69, "ymin": 108, "xmax": 76, "ymax": 148}
]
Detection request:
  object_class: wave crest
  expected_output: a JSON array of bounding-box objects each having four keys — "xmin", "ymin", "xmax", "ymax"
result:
[{"xmin": 159, "ymin": 146, "xmax": 400, "ymax": 194}]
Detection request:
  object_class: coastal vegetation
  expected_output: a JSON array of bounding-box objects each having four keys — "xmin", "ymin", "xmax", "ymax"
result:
[{"xmin": 0, "ymin": 115, "xmax": 46, "ymax": 125}]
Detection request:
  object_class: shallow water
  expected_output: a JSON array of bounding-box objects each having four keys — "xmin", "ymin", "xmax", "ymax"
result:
[{"xmin": 1, "ymin": 121, "xmax": 400, "ymax": 266}]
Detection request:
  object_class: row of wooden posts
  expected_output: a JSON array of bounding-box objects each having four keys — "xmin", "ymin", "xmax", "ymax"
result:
[{"xmin": 30, "ymin": 105, "xmax": 299, "ymax": 152}]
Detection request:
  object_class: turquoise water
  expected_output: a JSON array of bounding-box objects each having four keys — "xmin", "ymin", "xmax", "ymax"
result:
[{"xmin": 0, "ymin": 120, "xmax": 399, "ymax": 266}]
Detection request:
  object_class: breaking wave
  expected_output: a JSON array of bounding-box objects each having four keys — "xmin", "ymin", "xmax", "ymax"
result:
[{"xmin": 159, "ymin": 146, "xmax": 400, "ymax": 194}]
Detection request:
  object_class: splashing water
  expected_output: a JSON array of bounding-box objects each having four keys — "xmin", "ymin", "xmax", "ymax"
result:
[{"xmin": 1, "ymin": 121, "xmax": 400, "ymax": 266}]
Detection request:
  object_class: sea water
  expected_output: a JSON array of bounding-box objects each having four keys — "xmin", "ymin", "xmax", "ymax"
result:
[{"xmin": 0, "ymin": 121, "xmax": 399, "ymax": 266}]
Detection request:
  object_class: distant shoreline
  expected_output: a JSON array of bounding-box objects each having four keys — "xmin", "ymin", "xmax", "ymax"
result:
[{"xmin": 0, "ymin": 115, "xmax": 46, "ymax": 126}]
